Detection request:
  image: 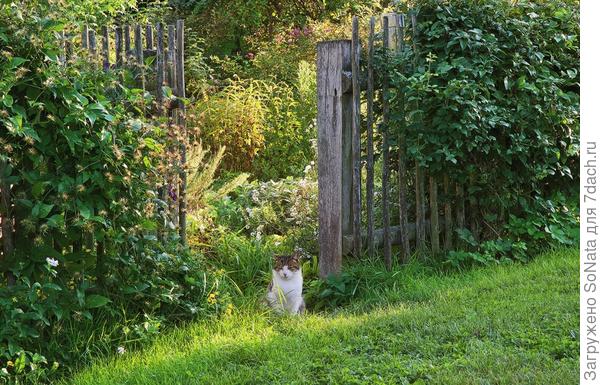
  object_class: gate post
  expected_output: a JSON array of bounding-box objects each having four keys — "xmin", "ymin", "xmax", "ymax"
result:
[{"xmin": 317, "ymin": 40, "xmax": 351, "ymax": 278}]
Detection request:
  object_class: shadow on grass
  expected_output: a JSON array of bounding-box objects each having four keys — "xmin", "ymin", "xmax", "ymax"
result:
[{"xmin": 69, "ymin": 248, "xmax": 579, "ymax": 385}]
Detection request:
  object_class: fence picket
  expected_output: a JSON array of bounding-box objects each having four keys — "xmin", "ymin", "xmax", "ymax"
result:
[
  {"xmin": 124, "ymin": 25, "xmax": 131, "ymax": 63},
  {"xmin": 351, "ymin": 17, "xmax": 361, "ymax": 258},
  {"xmin": 146, "ymin": 24, "xmax": 153, "ymax": 49},
  {"xmin": 456, "ymin": 183, "xmax": 465, "ymax": 230},
  {"xmin": 175, "ymin": 20, "xmax": 187, "ymax": 246},
  {"xmin": 82, "ymin": 25, "xmax": 89, "ymax": 49},
  {"xmin": 134, "ymin": 25, "xmax": 145, "ymax": 90},
  {"xmin": 396, "ymin": 13, "xmax": 411, "ymax": 261},
  {"xmin": 444, "ymin": 175, "xmax": 452, "ymax": 250},
  {"xmin": 115, "ymin": 26, "xmax": 123, "ymax": 68},
  {"xmin": 430, "ymin": 177, "xmax": 439, "ymax": 253},
  {"xmin": 382, "ymin": 16, "xmax": 392, "ymax": 270},
  {"xmin": 102, "ymin": 26, "xmax": 109, "ymax": 71},
  {"xmin": 366, "ymin": 17, "xmax": 375, "ymax": 258}
]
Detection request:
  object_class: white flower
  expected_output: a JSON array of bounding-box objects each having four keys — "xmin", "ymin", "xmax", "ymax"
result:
[
  {"xmin": 117, "ymin": 346, "xmax": 126, "ymax": 354},
  {"xmin": 46, "ymin": 257, "xmax": 59, "ymax": 267}
]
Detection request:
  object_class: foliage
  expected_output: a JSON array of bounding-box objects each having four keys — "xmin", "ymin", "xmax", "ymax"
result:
[
  {"xmin": 212, "ymin": 170, "xmax": 319, "ymax": 251},
  {"xmin": 0, "ymin": 3, "xmax": 237, "ymax": 383},
  {"xmin": 304, "ymin": 272, "xmax": 360, "ymax": 311},
  {"xmin": 376, "ymin": 0, "xmax": 580, "ymax": 259},
  {"xmin": 192, "ymin": 77, "xmax": 317, "ymax": 179},
  {"xmin": 173, "ymin": 0, "xmax": 379, "ymax": 57}
]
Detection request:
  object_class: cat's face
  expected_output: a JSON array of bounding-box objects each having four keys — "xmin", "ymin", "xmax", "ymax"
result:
[{"xmin": 273, "ymin": 253, "xmax": 301, "ymax": 280}]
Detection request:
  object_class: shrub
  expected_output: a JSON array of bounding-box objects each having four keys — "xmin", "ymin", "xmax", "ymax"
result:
[
  {"xmin": 379, "ymin": 0, "xmax": 579, "ymax": 259},
  {"xmin": 213, "ymin": 169, "xmax": 319, "ymax": 251},
  {"xmin": 0, "ymin": 3, "xmax": 236, "ymax": 383},
  {"xmin": 192, "ymin": 78, "xmax": 317, "ymax": 179}
]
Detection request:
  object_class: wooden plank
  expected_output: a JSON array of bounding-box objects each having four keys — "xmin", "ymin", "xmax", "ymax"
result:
[
  {"xmin": 124, "ymin": 25, "xmax": 131, "ymax": 62},
  {"xmin": 469, "ymin": 173, "xmax": 479, "ymax": 241},
  {"xmin": 342, "ymin": 220, "xmax": 441, "ymax": 255},
  {"xmin": 317, "ymin": 40, "xmax": 349, "ymax": 278},
  {"xmin": 415, "ymin": 163, "xmax": 426, "ymax": 248},
  {"xmin": 430, "ymin": 176, "xmax": 439, "ymax": 253},
  {"xmin": 156, "ymin": 22, "xmax": 166, "ymax": 243},
  {"xmin": 444, "ymin": 174, "xmax": 452, "ymax": 250},
  {"xmin": 382, "ymin": 16, "xmax": 392, "ymax": 270},
  {"xmin": 59, "ymin": 31, "xmax": 66, "ymax": 65},
  {"xmin": 396, "ymin": 13, "xmax": 410, "ymax": 262},
  {"xmin": 351, "ymin": 16, "xmax": 361, "ymax": 258},
  {"xmin": 167, "ymin": 24, "xmax": 178, "ymax": 227},
  {"xmin": 81, "ymin": 25, "xmax": 89, "ymax": 49},
  {"xmin": 411, "ymin": 12, "xmax": 426, "ymax": 250},
  {"xmin": 102, "ymin": 26, "xmax": 110, "ymax": 71},
  {"xmin": 88, "ymin": 29, "xmax": 97, "ymax": 71},
  {"xmin": 175, "ymin": 20, "xmax": 187, "ymax": 246},
  {"xmin": 134, "ymin": 24, "xmax": 145, "ymax": 90},
  {"xmin": 146, "ymin": 23, "xmax": 153, "ymax": 49},
  {"xmin": 88, "ymin": 29, "xmax": 97, "ymax": 56},
  {"xmin": 456, "ymin": 183, "xmax": 465, "ymax": 229},
  {"xmin": 167, "ymin": 25, "xmax": 176, "ymax": 91},
  {"xmin": 156, "ymin": 22, "xmax": 164, "ymax": 115},
  {"xmin": 115, "ymin": 26, "xmax": 123, "ymax": 68},
  {"xmin": 0, "ymin": 160, "xmax": 16, "ymax": 286},
  {"xmin": 382, "ymin": 12, "xmax": 398, "ymax": 50},
  {"xmin": 341, "ymin": 73, "xmax": 352, "ymax": 239},
  {"xmin": 366, "ymin": 17, "xmax": 375, "ymax": 258}
]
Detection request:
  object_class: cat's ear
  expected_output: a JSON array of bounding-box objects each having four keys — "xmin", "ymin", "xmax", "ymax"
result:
[
  {"xmin": 292, "ymin": 247, "xmax": 306, "ymax": 260},
  {"xmin": 291, "ymin": 249, "xmax": 302, "ymax": 261}
]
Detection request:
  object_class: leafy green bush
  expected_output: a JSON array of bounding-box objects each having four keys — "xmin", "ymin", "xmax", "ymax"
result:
[
  {"xmin": 379, "ymin": 0, "xmax": 579, "ymax": 260},
  {"xmin": 192, "ymin": 78, "xmax": 316, "ymax": 179},
  {"xmin": 212, "ymin": 170, "xmax": 319, "ymax": 251},
  {"xmin": 0, "ymin": 3, "xmax": 236, "ymax": 383}
]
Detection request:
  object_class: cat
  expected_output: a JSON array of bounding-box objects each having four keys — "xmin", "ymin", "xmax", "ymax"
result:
[{"xmin": 266, "ymin": 250, "xmax": 305, "ymax": 315}]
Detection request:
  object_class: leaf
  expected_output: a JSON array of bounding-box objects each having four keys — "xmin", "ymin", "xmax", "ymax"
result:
[
  {"xmin": 2, "ymin": 94, "xmax": 13, "ymax": 107},
  {"xmin": 32, "ymin": 202, "xmax": 54, "ymax": 219},
  {"xmin": 47, "ymin": 214, "xmax": 65, "ymax": 229},
  {"xmin": 10, "ymin": 57, "xmax": 28, "ymax": 69},
  {"xmin": 85, "ymin": 294, "xmax": 111, "ymax": 309},
  {"xmin": 80, "ymin": 205, "xmax": 92, "ymax": 220}
]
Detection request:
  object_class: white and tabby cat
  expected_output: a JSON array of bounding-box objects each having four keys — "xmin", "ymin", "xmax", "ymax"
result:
[{"xmin": 266, "ymin": 251, "xmax": 305, "ymax": 315}]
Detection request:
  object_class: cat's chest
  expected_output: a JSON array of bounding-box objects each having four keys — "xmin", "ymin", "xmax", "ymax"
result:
[{"xmin": 270, "ymin": 275, "xmax": 302, "ymax": 296}]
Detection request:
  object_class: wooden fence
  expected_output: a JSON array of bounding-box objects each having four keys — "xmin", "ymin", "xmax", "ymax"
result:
[
  {"xmin": 317, "ymin": 13, "xmax": 472, "ymax": 276},
  {"xmin": 69, "ymin": 20, "xmax": 189, "ymax": 245},
  {"xmin": 0, "ymin": 20, "xmax": 188, "ymax": 284}
]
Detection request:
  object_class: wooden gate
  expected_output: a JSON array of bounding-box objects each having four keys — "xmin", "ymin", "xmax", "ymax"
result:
[{"xmin": 317, "ymin": 13, "xmax": 470, "ymax": 276}]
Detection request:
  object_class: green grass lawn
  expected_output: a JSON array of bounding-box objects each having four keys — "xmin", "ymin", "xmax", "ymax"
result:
[{"xmin": 66, "ymin": 248, "xmax": 579, "ymax": 385}]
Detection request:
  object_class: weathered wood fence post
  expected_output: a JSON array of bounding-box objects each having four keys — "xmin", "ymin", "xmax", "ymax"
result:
[
  {"xmin": 381, "ymin": 15, "xmax": 392, "ymax": 269},
  {"xmin": 351, "ymin": 17, "xmax": 361, "ymax": 259},
  {"xmin": 175, "ymin": 19, "xmax": 187, "ymax": 246},
  {"xmin": 365, "ymin": 17, "xmax": 375, "ymax": 258},
  {"xmin": 317, "ymin": 40, "xmax": 351, "ymax": 278}
]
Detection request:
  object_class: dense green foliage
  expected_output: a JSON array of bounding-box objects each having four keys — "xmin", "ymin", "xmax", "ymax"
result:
[
  {"xmin": 377, "ymin": 0, "xmax": 580, "ymax": 260},
  {"xmin": 0, "ymin": 0, "xmax": 581, "ymax": 383},
  {"xmin": 67, "ymin": 248, "xmax": 579, "ymax": 385},
  {"xmin": 0, "ymin": 2, "xmax": 235, "ymax": 383}
]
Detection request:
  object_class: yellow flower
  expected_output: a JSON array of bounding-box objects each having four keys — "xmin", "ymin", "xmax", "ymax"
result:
[
  {"xmin": 207, "ymin": 292, "xmax": 217, "ymax": 305},
  {"xmin": 225, "ymin": 303, "xmax": 234, "ymax": 316}
]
